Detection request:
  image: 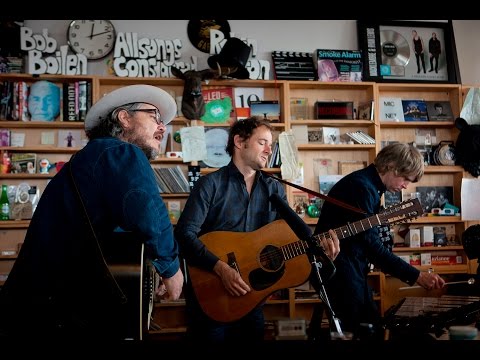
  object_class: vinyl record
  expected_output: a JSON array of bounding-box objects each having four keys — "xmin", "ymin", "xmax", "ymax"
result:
[
  {"xmin": 380, "ymin": 30, "xmax": 410, "ymax": 67},
  {"xmin": 433, "ymin": 142, "xmax": 455, "ymax": 166},
  {"xmin": 187, "ymin": 20, "xmax": 231, "ymax": 53}
]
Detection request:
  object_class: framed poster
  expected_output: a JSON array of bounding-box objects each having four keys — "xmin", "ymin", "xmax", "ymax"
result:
[{"xmin": 357, "ymin": 20, "xmax": 461, "ymax": 84}]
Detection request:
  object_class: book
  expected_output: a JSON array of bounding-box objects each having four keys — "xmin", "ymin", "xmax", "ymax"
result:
[
  {"xmin": 167, "ymin": 200, "xmax": 181, "ymax": 221},
  {"xmin": 63, "ymin": 83, "xmax": 77, "ymax": 121},
  {"xmin": 187, "ymin": 165, "xmax": 201, "ymax": 191},
  {"xmin": 402, "ymin": 100, "xmax": 428, "ymax": 122},
  {"xmin": 425, "ymin": 100, "xmax": 454, "ymax": 121},
  {"xmin": 200, "ymin": 87, "xmax": 235, "ymax": 124},
  {"xmin": 314, "ymin": 49, "xmax": 363, "ymax": 82},
  {"xmin": 0, "ymin": 129, "xmax": 10, "ymax": 146},
  {"xmin": 271, "ymin": 51, "xmax": 316, "ymax": 81},
  {"xmin": 250, "ymin": 100, "xmax": 280, "ymax": 122},
  {"xmin": 379, "ymin": 97, "xmax": 404, "ymax": 122},
  {"xmin": 78, "ymin": 80, "xmax": 87, "ymax": 121}
]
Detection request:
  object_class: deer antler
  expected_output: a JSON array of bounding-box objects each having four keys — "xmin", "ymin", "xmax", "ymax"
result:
[{"xmin": 213, "ymin": 62, "xmax": 238, "ymax": 78}]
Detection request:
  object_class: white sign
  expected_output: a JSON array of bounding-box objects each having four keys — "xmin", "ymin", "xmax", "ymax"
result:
[{"xmin": 20, "ymin": 27, "xmax": 87, "ymax": 75}]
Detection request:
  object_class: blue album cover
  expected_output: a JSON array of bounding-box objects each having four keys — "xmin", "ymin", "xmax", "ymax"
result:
[{"xmin": 402, "ymin": 99, "xmax": 428, "ymax": 121}]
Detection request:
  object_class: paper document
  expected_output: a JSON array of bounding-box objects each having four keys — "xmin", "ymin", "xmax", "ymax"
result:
[
  {"xmin": 461, "ymin": 178, "xmax": 480, "ymax": 220},
  {"xmin": 180, "ymin": 126, "xmax": 207, "ymax": 162}
]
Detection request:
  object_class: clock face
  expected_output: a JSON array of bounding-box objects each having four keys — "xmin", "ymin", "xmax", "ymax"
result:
[{"xmin": 67, "ymin": 20, "xmax": 116, "ymax": 60}]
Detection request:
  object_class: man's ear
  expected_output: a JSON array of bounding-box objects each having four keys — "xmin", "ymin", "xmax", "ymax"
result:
[{"xmin": 117, "ymin": 109, "xmax": 131, "ymax": 129}]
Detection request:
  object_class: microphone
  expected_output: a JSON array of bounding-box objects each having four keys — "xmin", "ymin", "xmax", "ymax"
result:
[{"xmin": 269, "ymin": 193, "xmax": 335, "ymax": 279}]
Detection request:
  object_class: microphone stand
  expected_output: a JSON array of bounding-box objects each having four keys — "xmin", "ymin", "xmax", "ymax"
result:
[{"xmin": 309, "ymin": 251, "xmax": 344, "ymax": 339}]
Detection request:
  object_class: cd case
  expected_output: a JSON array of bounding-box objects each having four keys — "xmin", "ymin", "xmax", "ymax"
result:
[{"xmin": 250, "ymin": 101, "xmax": 280, "ymax": 122}]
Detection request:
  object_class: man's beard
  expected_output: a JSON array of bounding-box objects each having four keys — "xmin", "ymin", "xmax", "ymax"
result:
[{"xmin": 123, "ymin": 130, "xmax": 159, "ymax": 160}]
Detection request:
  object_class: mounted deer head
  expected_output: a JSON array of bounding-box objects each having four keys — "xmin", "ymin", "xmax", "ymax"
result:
[
  {"xmin": 171, "ymin": 67, "xmax": 216, "ymax": 120},
  {"xmin": 171, "ymin": 66, "xmax": 239, "ymax": 121}
]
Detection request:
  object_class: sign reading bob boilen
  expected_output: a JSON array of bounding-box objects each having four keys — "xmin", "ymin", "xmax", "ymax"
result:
[{"xmin": 187, "ymin": 20, "xmax": 231, "ymax": 53}]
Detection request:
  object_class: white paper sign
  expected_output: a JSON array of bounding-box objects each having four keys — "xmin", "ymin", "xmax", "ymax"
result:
[
  {"xmin": 461, "ymin": 178, "xmax": 480, "ymax": 220},
  {"xmin": 179, "ymin": 126, "xmax": 207, "ymax": 162}
]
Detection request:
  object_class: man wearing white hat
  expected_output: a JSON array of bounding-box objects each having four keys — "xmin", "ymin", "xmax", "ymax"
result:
[{"xmin": 0, "ymin": 85, "xmax": 183, "ymax": 340}]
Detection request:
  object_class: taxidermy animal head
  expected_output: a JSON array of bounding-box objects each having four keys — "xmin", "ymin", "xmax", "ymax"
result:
[
  {"xmin": 171, "ymin": 66, "xmax": 238, "ymax": 120},
  {"xmin": 171, "ymin": 67, "xmax": 216, "ymax": 120}
]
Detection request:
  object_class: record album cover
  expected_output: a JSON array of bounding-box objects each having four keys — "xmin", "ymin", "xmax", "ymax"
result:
[{"xmin": 426, "ymin": 100, "xmax": 454, "ymax": 121}]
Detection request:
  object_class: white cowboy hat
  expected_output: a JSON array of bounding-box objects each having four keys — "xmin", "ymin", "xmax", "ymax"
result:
[{"xmin": 85, "ymin": 84, "xmax": 177, "ymax": 131}]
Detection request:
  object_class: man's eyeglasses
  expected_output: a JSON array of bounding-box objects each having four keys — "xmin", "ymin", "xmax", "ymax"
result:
[{"xmin": 130, "ymin": 108, "xmax": 163, "ymax": 125}]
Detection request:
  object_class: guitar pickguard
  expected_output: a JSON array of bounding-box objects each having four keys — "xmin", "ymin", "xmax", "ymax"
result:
[
  {"xmin": 249, "ymin": 266, "xmax": 285, "ymax": 291},
  {"xmin": 249, "ymin": 244, "xmax": 286, "ymax": 290}
]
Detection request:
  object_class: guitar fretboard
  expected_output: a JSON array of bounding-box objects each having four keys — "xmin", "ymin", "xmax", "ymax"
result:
[{"xmin": 278, "ymin": 198, "xmax": 422, "ymax": 261}]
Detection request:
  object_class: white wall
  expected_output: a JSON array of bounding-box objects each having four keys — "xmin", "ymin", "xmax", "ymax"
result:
[{"xmin": 24, "ymin": 20, "xmax": 480, "ymax": 83}]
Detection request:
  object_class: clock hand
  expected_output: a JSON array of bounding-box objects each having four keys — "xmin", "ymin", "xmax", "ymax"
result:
[
  {"xmin": 89, "ymin": 23, "xmax": 95, "ymax": 40},
  {"xmin": 91, "ymin": 30, "xmax": 112, "ymax": 38}
]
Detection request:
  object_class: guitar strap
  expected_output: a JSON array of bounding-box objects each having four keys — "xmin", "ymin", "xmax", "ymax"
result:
[
  {"xmin": 67, "ymin": 156, "xmax": 127, "ymax": 304},
  {"xmin": 260, "ymin": 170, "xmax": 367, "ymax": 215}
]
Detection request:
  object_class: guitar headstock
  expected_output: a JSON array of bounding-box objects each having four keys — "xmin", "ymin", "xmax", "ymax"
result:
[{"xmin": 379, "ymin": 198, "xmax": 424, "ymax": 226}]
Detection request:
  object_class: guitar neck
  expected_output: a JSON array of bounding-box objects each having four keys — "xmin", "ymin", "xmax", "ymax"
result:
[{"xmin": 280, "ymin": 214, "xmax": 381, "ymax": 261}]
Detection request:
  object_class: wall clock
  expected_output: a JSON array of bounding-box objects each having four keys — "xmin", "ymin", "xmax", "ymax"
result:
[{"xmin": 67, "ymin": 20, "xmax": 116, "ymax": 60}]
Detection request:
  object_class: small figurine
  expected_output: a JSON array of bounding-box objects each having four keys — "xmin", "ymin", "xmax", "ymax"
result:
[{"xmin": 39, "ymin": 158, "xmax": 50, "ymax": 174}]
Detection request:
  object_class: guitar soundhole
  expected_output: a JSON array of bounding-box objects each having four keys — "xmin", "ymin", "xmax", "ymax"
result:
[{"xmin": 259, "ymin": 245, "xmax": 284, "ymax": 272}]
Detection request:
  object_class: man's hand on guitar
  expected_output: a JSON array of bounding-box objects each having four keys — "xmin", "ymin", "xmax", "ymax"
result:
[
  {"xmin": 214, "ymin": 260, "xmax": 251, "ymax": 296},
  {"xmin": 157, "ymin": 268, "xmax": 184, "ymax": 300},
  {"xmin": 319, "ymin": 229, "xmax": 340, "ymax": 260}
]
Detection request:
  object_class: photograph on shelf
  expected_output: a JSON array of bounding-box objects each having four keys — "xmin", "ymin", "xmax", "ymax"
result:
[
  {"xmin": 58, "ymin": 130, "xmax": 81, "ymax": 148},
  {"xmin": 307, "ymin": 129, "xmax": 323, "ymax": 143},
  {"xmin": 416, "ymin": 186, "xmax": 454, "ymax": 214},
  {"xmin": 250, "ymin": 100, "xmax": 280, "ymax": 122},
  {"xmin": 10, "ymin": 153, "xmax": 37, "ymax": 174},
  {"xmin": 384, "ymin": 190, "xmax": 403, "ymax": 208},
  {"xmin": 357, "ymin": 20, "xmax": 461, "ymax": 84},
  {"xmin": 402, "ymin": 100, "xmax": 428, "ymax": 121},
  {"xmin": 425, "ymin": 100, "xmax": 454, "ymax": 121}
]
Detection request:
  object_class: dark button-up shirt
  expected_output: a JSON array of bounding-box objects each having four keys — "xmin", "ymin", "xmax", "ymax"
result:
[
  {"xmin": 314, "ymin": 164, "xmax": 419, "ymax": 330},
  {"xmin": 0, "ymin": 137, "xmax": 179, "ymax": 329},
  {"xmin": 175, "ymin": 161, "xmax": 286, "ymax": 271}
]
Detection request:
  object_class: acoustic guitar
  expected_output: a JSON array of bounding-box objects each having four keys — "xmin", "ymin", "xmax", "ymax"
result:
[
  {"xmin": 188, "ymin": 198, "xmax": 422, "ymax": 323},
  {"xmin": 102, "ymin": 232, "xmax": 155, "ymax": 340}
]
